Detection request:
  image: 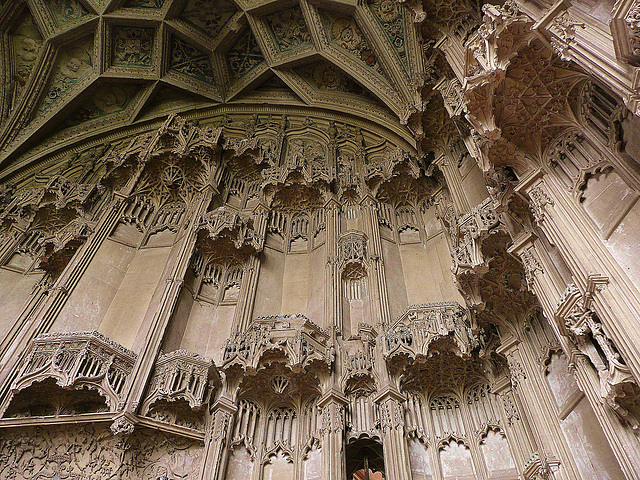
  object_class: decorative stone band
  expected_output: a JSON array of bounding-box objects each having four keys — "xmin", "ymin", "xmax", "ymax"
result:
[
  {"xmin": 141, "ymin": 350, "xmax": 214, "ymax": 413},
  {"xmin": 4, "ymin": 331, "xmax": 137, "ymax": 413},
  {"xmin": 382, "ymin": 302, "xmax": 483, "ymax": 360},
  {"xmin": 450, "ymin": 197, "xmax": 502, "ymax": 276},
  {"xmin": 222, "ymin": 314, "xmax": 333, "ymax": 372}
]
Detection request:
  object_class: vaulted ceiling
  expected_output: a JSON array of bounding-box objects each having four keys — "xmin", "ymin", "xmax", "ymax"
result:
[{"xmin": 0, "ymin": 0, "xmax": 470, "ymax": 168}]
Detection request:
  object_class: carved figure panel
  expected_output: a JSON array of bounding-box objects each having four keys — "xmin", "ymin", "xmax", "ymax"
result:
[
  {"xmin": 181, "ymin": 0, "xmax": 237, "ymax": 39},
  {"xmin": 38, "ymin": 36, "xmax": 94, "ymax": 113},
  {"xmin": 322, "ymin": 11, "xmax": 384, "ymax": 75},
  {"xmin": 7, "ymin": 11, "xmax": 43, "ymax": 111}
]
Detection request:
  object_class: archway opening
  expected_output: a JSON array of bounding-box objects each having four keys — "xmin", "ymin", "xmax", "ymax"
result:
[{"xmin": 346, "ymin": 438, "xmax": 385, "ymax": 480}]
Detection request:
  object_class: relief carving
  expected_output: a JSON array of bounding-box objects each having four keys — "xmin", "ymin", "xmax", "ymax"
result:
[{"xmin": 0, "ymin": 425, "xmax": 204, "ymax": 479}]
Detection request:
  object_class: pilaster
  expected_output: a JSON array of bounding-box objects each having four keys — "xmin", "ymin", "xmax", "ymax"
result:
[
  {"xmin": 232, "ymin": 202, "xmax": 269, "ymax": 333},
  {"xmin": 201, "ymin": 394, "xmax": 238, "ymax": 480},
  {"xmin": 360, "ymin": 194, "xmax": 390, "ymax": 327},
  {"xmin": 0, "ymin": 195, "xmax": 127, "ymax": 399},
  {"xmin": 324, "ymin": 199, "xmax": 341, "ymax": 332},
  {"xmin": 496, "ymin": 333, "xmax": 578, "ymax": 480},
  {"xmin": 374, "ymin": 388, "xmax": 412, "ymax": 480},
  {"xmin": 434, "ymin": 153, "xmax": 471, "ymax": 214},
  {"xmin": 317, "ymin": 390, "xmax": 347, "ymax": 480},
  {"xmin": 122, "ymin": 188, "xmax": 215, "ymax": 414}
]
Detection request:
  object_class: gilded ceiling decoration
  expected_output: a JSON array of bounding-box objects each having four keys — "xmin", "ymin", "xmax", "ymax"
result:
[{"xmin": 0, "ymin": 0, "xmax": 431, "ymax": 168}]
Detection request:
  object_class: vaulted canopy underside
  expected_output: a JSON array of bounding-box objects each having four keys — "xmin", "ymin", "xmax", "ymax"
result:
[{"xmin": 0, "ymin": 0, "xmax": 451, "ymax": 167}]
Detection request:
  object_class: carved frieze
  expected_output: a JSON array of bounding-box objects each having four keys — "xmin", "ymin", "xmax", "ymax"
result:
[{"xmin": 0, "ymin": 424, "xmax": 205, "ymax": 479}]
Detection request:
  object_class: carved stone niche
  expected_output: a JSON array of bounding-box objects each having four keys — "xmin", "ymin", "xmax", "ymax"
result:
[
  {"xmin": 365, "ymin": 147, "xmax": 420, "ymax": 182},
  {"xmin": 556, "ymin": 280, "xmax": 640, "ymax": 428},
  {"xmin": 197, "ymin": 206, "xmax": 264, "ymax": 257},
  {"xmin": 382, "ymin": 302, "xmax": 483, "ymax": 362},
  {"xmin": 366, "ymin": 147, "xmax": 437, "ymax": 206},
  {"xmin": 449, "ymin": 197, "xmax": 502, "ymax": 279},
  {"xmin": 38, "ymin": 217, "xmax": 96, "ymax": 275},
  {"xmin": 343, "ymin": 348, "xmax": 379, "ymax": 442},
  {"xmin": 338, "ymin": 231, "xmax": 367, "ymax": 266},
  {"xmin": 611, "ymin": 0, "xmax": 640, "ymax": 66},
  {"xmin": 0, "ymin": 174, "xmax": 103, "ymax": 275},
  {"xmin": 223, "ymin": 315, "xmax": 334, "ymax": 374},
  {"xmin": 260, "ymin": 137, "xmax": 332, "ymax": 212},
  {"xmin": 141, "ymin": 350, "xmax": 216, "ymax": 416},
  {"xmin": 1, "ymin": 331, "xmax": 137, "ymax": 416},
  {"xmin": 0, "ymin": 175, "xmax": 100, "ymax": 230},
  {"xmin": 344, "ymin": 350, "xmax": 374, "ymax": 380},
  {"xmin": 101, "ymin": 114, "xmax": 223, "ymax": 195}
]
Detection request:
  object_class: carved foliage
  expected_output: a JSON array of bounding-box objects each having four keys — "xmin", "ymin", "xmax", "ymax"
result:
[
  {"xmin": 0, "ymin": 424, "xmax": 204, "ymax": 479},
  {"xmin": 369, "ymin": 0, "xmax": 408, "ymax": 68},
  {"xmin": 45, "ymin": 0, "xmax": 89, "ymax": 26},
  {"xmin": 170, "ymin": 35, "xmax": 215, "ymax": 84},
  {"xmin": 266, "ymin": 7, "xmax": 312, "ymax": 53},
  {"xmin": 228, "ymin": 30, "xmax": 264, "ymax": 79}
]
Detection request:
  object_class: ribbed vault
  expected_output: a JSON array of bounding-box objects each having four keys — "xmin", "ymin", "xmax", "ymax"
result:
[{"xmin": 0, "ymin": 0, "xmax": 448, "ymax": 169}]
